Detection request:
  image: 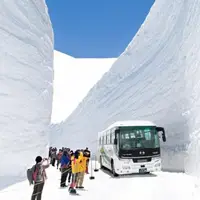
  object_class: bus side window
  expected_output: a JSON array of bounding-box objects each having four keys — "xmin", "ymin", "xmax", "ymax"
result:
[
  {"xmin": 111, "ymin": 129, "xmax": 115, "ymax": 144},
  {"xmin": 107, "ymin": 133, "xmax": 110, "ymax": 144},
  {"xmin": 116, "ymin": 133, "xmax": 119, "ymax": 150}
]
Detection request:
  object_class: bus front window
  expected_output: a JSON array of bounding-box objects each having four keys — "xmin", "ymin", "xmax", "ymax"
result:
[{"xmin": 119, "ymin": 126, "xmax": 160, "ymax": 150}]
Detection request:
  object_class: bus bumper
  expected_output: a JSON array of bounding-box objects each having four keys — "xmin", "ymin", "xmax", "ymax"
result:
[{"xmin": 115, "ymin": 157, "xmax": 161, "ymax": 174}]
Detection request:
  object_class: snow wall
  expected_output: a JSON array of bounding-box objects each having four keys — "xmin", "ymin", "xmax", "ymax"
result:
[
  {"xmin": 0, "ymin": 0, "xmax": 53, "ymax": 189},
  {"xmin": 51, "ymin": 50, "xmax": 116, "ymax": 124},
  {"xmin": 52, "ymin": 0, "xmax": 200, "ymax": 175}
]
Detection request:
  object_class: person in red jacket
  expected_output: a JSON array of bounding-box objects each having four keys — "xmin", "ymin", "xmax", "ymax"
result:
[{"xmin": 56, "ymin": 149, "xmax": 63, "ymax": 169}]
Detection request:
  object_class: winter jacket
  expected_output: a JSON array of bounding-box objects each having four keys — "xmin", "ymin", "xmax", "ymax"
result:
[
  {"xmin": 56, "ymin": 152, "xmax": 63, "ymax": 160},
  {"xmin": 71, "ymin": 155, "xmax": 80, "ymax": 174},
  {"xmin": 51, "ymin": 151, "xmax": 56, "ymax": 159},
  {"xmin": 60, "ymin": 154, "xmax": 70, "ymax": 168},
  {"xmin": 78, "ymin": 152, "xmax": 87, "ymax": 172},
  {"xmin": 31, "ymin": 161, "xmax": 49, "ymax": 183}
]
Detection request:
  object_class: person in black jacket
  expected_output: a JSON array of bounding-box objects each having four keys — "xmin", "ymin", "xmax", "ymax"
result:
[
  {"xmin": 67, "ymin": 150, "xmax": 73, "ymax": 184},
  {"xmin": 83, "ymin": 147, "xmax": 90, "ymax": 174},
  {"xmin": 51, "ymin": 148, "xmax": 57, "ymax": 166}
]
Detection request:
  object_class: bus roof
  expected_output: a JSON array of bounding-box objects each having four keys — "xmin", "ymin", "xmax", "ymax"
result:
[{"xmin": 99, "ymin": 120, "xmax": 156, "ymax": 134}]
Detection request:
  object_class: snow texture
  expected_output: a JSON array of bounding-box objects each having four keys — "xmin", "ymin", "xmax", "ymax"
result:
[
  {"xmin": 0, "ymin": 0, "xmax": 53, "ymax": 189},
  {"xmin": 1, "ymin": 163, "xmax": 200, "ymax": 200},
  {"xmin": 52, "ymin": 0, "xmax": 200, "ymax": 175},
  {"xmin": 51, "ymin": 50, "xmax": 116, "ymax": 123}
]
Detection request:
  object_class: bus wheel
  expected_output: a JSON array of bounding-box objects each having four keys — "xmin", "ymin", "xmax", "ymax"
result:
[
  {"xmin": 111, "ymin": 160, "xmax": 118, "ymax": 177},
  {"xmin": 100, "ymin": 156, "xmax": 103, "ymax": 169}
]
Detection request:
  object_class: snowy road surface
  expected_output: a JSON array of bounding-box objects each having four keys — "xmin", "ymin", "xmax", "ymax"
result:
[{"xmin": 1, "ymin": 164, "xmax": 200, "ymax": 200}]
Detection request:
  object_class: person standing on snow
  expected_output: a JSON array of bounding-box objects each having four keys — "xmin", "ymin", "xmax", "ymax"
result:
[
  {"xmin": 56, "ymin": 149, "xmax": 63, "ymax": 169},
  {"xmin": 67, "ymin": 150, "xmax": 73, "ymax": 184},
  {"xmin": 51, "ymin": 148, "xmax": 57, "ymax": 167},
  {"xmin": 76, "ymin": 150, "xmax": 87, "ymax": 188},
  {"xmin": 48, "ymin": 147, "xmax": 52, "ymax": 159},
  {"xmin": 83, "ymin": 147, "xmax": 90, "ymax": 174},
  {"xmin": 69, "ymin": 150, "xmax": 80, "ymax": 192},
  {"xmin": 31, "ymin": 156, "xmax": 50, "ymax": 200},
  {"xmin": 60, "ymin": 150, "xmax": 70, "ymax": 187}
]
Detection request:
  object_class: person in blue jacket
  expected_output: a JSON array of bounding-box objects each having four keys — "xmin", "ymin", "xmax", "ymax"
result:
[{"xmin": 60, "ymin": 150, "xmax": 70, "ymax": 187}]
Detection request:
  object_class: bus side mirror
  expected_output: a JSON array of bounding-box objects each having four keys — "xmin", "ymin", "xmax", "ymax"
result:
[
  {"xmin": 156, "ymin": 127, "xmax": 166, "ymax": 142},
  {"xmin": 162, "ymin": 133, "xmax": 166, "ymax": 142},
  {"xmin": 114, "ymin": 138, "xmax": 117, "ymax": 145}
]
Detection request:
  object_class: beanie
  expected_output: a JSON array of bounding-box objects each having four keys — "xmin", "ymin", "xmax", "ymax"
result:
[{"xmin": 35, "ymin": 156, "xmax": 42, "ymax": 163}]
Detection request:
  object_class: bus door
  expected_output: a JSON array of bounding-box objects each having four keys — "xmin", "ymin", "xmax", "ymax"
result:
[{"xmin": 114, "ymin": 128, "xmax": 120, "ymax": 155}]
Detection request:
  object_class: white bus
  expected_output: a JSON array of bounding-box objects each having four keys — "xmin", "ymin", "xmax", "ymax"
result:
[{"xmin": 97, "ymin": 120, "xmax": 166, "ymax": 176}]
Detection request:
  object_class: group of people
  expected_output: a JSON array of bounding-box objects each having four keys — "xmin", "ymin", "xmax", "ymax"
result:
[
  {"xmin": 49, "ymin": 147, "xmax": 91, "ymax": 188},
  {"xmin": 30, "ymin": 146, "xmax": 91, "ymax": 200}
]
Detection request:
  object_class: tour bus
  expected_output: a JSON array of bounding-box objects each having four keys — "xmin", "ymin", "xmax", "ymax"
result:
[{"xmin": 97, "ymin": 120, "xmax": 166, "ymax": 176}]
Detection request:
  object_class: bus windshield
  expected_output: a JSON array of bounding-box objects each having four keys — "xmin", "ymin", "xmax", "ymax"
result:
[{"xmin": 119, "ymin": 126, "xmax": 160, "ymax": 150}]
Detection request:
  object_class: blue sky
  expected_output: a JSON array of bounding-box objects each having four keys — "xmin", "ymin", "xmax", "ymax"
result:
[{"xmin": 46, "ymin": 0, "xmax": 154, "ymax": 58}]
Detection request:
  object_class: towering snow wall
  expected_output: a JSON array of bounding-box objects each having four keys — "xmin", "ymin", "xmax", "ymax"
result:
[
  {"xmin": 53, "ymin": 0, "xmax": 200, "ymax": 175},
  {"xmin": 51, "ymin": 50, "xmax": 116, "ymax": 124},
  {"xmin": 0, "ymin": 0, "xmax": 53, "ymax": 189}
]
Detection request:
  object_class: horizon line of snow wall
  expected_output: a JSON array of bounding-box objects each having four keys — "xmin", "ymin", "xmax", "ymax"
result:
[
  {"xmin": 51, "ymin": 0, "xmax": 200, "ymax": 176},
  {"xmin": 0, "ymin": 0, "xmax": 53, "ymax": 189}
]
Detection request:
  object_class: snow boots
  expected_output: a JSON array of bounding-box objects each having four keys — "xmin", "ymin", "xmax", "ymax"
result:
[{"xmin": 68, "ymin": 181, "xmax": 77, "ymax": 194}]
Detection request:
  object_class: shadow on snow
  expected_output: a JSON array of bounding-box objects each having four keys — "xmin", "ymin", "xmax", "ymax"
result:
[{"xmin": 99, "ymin": 167, "xmax": 157, "ymax": 179}]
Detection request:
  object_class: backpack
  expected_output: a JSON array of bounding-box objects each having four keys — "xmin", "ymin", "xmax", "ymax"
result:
[{"xmin": 27, "ymin": 165, "xmax": 38, "ymax": 185}]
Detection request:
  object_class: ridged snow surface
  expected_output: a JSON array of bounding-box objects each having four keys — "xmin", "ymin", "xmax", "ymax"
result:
[
  {"xmin": 0, "ymin": 0, "xmax": 53, "ymax": 188},
  {"xmin": 51, "ymin": 51, "xmax": 116, "ymax": 123},
  {"xmin": 53, "ymin": 0, "xmax": 200, "ymax": 175}
]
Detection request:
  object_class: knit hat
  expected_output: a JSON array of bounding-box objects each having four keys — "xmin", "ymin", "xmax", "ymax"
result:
[{"xmin": 35, "ymin": 156, "xmax": 42, "ymax": 163}]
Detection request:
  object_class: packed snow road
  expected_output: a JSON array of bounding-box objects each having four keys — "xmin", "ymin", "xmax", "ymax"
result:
[{"xmin": 0, "ymin": 164, "xmax": 200, "ymax": 200}]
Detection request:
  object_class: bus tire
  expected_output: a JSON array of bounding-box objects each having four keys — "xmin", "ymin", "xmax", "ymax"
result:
[
  {"xmin": 111, "ymin": 160, "xmax": 118, "ymax": 177},
  {"xmin": 100, "ymin": 156, "xmax": 103, "ymax": 169}
]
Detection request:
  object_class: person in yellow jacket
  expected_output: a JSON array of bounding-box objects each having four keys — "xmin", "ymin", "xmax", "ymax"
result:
[
  {"xmin": 76, "ymin": 150, "xmax": 88, "ymax": 189},
  {"xmin": 69, "ymin": 150, "xmax": 80, "ymax": 192}
]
